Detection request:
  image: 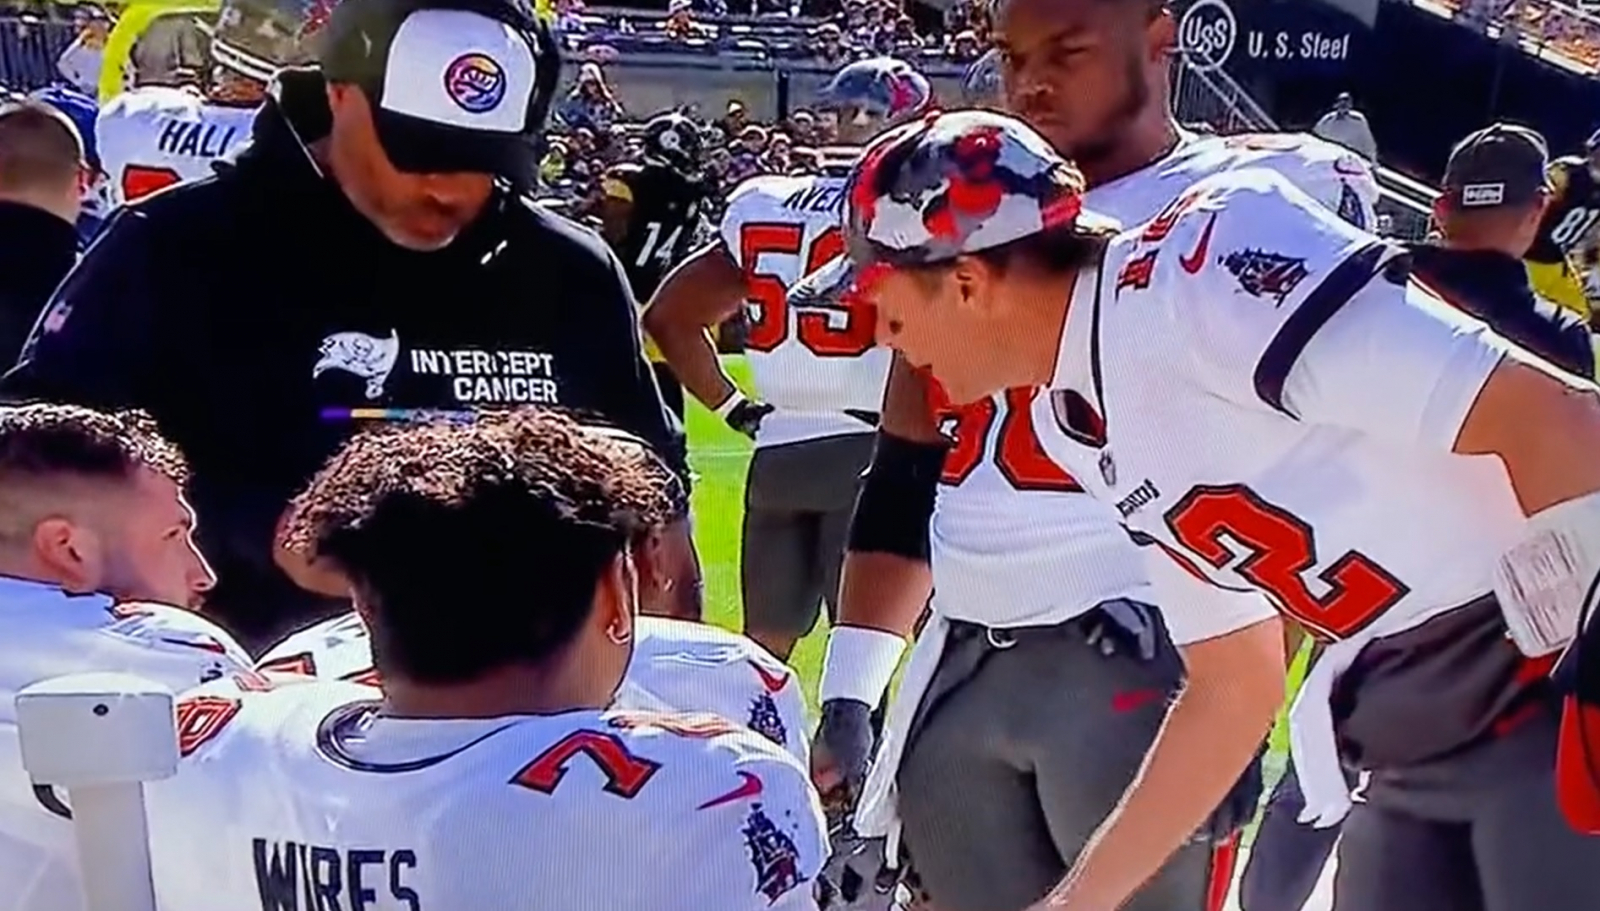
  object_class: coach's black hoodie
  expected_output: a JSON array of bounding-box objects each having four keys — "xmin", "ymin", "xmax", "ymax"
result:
[
  {"xmin": 0, "ymin": 70, "xmax": 681, "ymax": 649},
  {"xmin": 1405, "ymin": 244, "xmax": 1594, "ymax": 379}
]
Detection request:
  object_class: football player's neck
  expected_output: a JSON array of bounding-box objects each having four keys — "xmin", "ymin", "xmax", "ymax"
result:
[
  {"xmin": 1079, "ymin": 114, "xmax": 1180, "ymax": 189},
  {"xmin": 380, "ymin": 654, "xmax": 618, "ymax": 720},
  {"xmin": 995, "ymin": 263, "xmax": 1078, "ymax": 388}
]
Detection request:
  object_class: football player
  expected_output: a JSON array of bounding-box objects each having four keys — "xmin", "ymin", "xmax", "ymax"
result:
[
  {"xmin": 0, "ymin": 404, "xmax": 249, "ymax": 911},
  {"xmin": 1525, "ymin": 126, "xmax": 1600, "ymax": 320},
  {"xmin": 812, "ymin": 108, "xmax": 1600, "ymax": 911},
  {"xmin": 640, "ymin": 57, "xmax": 930, "ymax": 663},
  {"xmin": 142, "ymin": 410, "xmax": 827, "ymax": 910},
  {"xmin": 801, "ymin": 1, "xmax": 1380, "ymax": 909},
  {"xmin": 96, "ymin": 0, "xmax": 337, "ymax": 205},
  {"xmin": 594, "ymin": 112, "xmax": 715, "ymax": 420},
  {"xmin": 258, "ymin": 427, "xmax": 810, "ymax": 764}
]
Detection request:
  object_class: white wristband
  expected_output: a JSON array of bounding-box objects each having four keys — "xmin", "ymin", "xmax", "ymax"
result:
[
  {"xmin": 818, "ymin": 625, "xmax": 906, "ymax": 706},
  {"xmin": 1493, "ymin": 489, "xmax": 1600, "ymax": 657},
  {"xmin": 713, "ymin": 391, "xmax": 747, "ymax": 419}
]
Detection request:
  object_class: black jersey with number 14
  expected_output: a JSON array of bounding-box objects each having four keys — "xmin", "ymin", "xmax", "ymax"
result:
[{"xmin": 604, "ymin": 162, "xmax": 711, "ymax": 301}]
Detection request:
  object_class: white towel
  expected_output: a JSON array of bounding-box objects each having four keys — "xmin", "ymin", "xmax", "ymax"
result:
[
  {"xmin": 855, "ymin": 612, "xmax": 950, "ymax": 865},
  {"xmin": 1288, "ymin": 598, "xmax": 1474, "ymax": 827}
]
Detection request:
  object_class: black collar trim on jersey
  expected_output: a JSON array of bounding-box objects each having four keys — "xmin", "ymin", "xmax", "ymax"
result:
[{"xmin": 315, "ymin": 701, "xmax": 520, "ymax": 774}]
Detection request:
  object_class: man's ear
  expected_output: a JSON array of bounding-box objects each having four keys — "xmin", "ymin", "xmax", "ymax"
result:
[
  {"xmin": 951, "ymin": 255, "xmax": 997, "ymax": 314},
  {"xmin": 602, "ymin": 548, "xmax": 640, "ymax": 642},
  {"xmin": 34, "ymin": 516, "xmax": 101, "ymax": 594}
]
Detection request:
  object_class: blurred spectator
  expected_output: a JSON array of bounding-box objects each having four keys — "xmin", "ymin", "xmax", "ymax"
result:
[
  {"xmin": 887, "ymin": 14, "xmax": 926, "ymax": 56},
  {"xmin": 947, "ymin": 28, "xmax": 982, "ymax": 62},
  {"xmin": 717, "ymin": 99, "xmax": 749, "ymax": 137},
  {"xmin": 541, "ymin": 137, "xmax": 571, "ymax": 186},
  {"xmin": 726, "ymin": 123, "xmax": 769, "ymax": 183},
  {"xmin": 808, "ymin": 22, "xmax": 853, "ymax": 62},
  {"xmin": 788, "ymin": 108, "xmax": 818, "ymax": 144},
  {"xmin": 762, "ymin": 130, "xmax": 793, "ymax": 172},
  {"xmin": 557, "ymin": 62, "xmax": 625, "ymax": 133},
  {"xmin": 1313, "ymin": 92, "xmax": 1378, "ymax": 162},
  {"xmin": 0, "ymin": 99, "xmax": 83, "ymax": 363},
  {"xmin": 663, "ymin": 0, "xmax": 713, "ymax": 41},
  {"xmin": 54, "ymin": 5, "xmax": 108, "ymax": 96}
]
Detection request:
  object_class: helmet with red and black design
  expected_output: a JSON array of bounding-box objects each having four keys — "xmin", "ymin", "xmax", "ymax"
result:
[
  {"xmin": 814, "ymin": 56, "xmax": 933, "ymax": 143},
  {"xmin": 790, "ymin": 109, "xmax": 1114, "ymax": 310},
  {"xmin": 206, "ymin": 0, "xmax": 343, "ymax": 83}
]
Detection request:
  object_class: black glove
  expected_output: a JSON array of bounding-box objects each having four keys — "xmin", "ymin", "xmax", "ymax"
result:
[
  {"xmin": 724, "ymin": 398, "xmax": 773, "ymax": 439},
  {"xmin": 813, "ymin": 698, "xmax": 877, "ymax": 810},
  {"xmin": 1081, "ymin": 598, "xmax": 1160, "ymax": 662},
  {"xmin": 1198, "ymin": 744, "xmax": 1268, "ymax": 843}
]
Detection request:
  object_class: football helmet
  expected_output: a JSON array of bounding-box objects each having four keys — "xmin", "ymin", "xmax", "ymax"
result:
[
  {"xmin": 814, "ymin": 57, "xmax": 932, "ymax": 144},
  {"xmin": 641, "ymin": 112, "xmax": 703, "ymax": 177},
  {"xmin": 206, "ymin": 0, "xmax": 342, "ymax": 83}
]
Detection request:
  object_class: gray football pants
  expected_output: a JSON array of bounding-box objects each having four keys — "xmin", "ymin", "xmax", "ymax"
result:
[
  {"xmin": 1335, "ymin": 711, "xmax": 1600, "ymax": 911},
  {"xmin": 894, "ymin": 615, "xmax": 1221, "ymax": 911},
  {"xmin": 741, "ymin": 432, "xmax": 875, "ymax": 638}
]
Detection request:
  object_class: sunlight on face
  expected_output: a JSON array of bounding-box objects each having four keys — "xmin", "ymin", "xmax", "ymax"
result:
[
  {"xmin": 325, "ymin": 84, "xmax": 495, "ymax": 252},
  {"xmin": 100, "ymin": 470, "xmax": 216, "ymax": 608}
]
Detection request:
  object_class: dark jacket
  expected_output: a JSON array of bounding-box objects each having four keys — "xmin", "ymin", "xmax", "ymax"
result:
[
  {"xmin": 0, "ymin": 201, "xmax": 77, "ymax": 365},
  {"xmin": 2, "ymin": 71, "xmax": 682, "ymax": 649},
  {"xmin": 1406, "ymin": 244, "xmax": 1594, "ymax": 379}
]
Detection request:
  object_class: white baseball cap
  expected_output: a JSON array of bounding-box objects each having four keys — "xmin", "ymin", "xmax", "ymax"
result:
[{"xmin": 320, "ymin": 0, "xmax": 558, "ymax": 186}]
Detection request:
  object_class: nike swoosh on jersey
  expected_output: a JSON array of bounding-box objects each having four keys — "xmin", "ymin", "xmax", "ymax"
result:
[
  {"xmin": 697, "ymin": 771, "xmax": 763, "ymax": 810},
  {"xmin": 1180, "ymin": 213, "xmax": 1220, "ymax": 274},
  {"xmin": 749, "ymin": 660, "xmax": 790, "ymax": 694}
]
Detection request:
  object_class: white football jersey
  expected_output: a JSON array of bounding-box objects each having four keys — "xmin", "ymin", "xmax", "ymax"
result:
[
  {"xmin": 0, "ymin": 577, "xmax": 250, "ymax": 911},
  {"xmin": 1039, "ymin": 166, "xmax": 1522, "ymax": 644},
  {"xmin": 258, "ymin": 614, "xmax": 810, "ymax": 764},
  {"xmin": 95, "ymin": 86, "xmax": 254, "ymax": 206},
  {"xmin": 1090, "ymin": 131, "xmax": 1380, "ymax": 233},
  {"xmin": 921, "ymin": 131, "xmax": 1374, "ymax": 636},
  {"xmin": 145, "ymin": 678, "xmax": 827, "ymax": 911},
  {"xmin": 720, "ymin": 172, "xmax": 892, "ymax": 448}
]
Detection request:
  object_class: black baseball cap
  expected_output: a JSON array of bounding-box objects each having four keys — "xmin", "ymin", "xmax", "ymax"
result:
[
  {"xmin": 318, "ymin": 0, "xmax": 558, "ymax": 186},
  {"xmin": 1442, "ymin": 123, "xmax": 1551, "ymax": 210}
]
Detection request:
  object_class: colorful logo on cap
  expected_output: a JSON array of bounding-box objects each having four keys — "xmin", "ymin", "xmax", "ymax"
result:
[{"xmin": 443, "ymin": 53, "xmax": 507, "ymax": 114}]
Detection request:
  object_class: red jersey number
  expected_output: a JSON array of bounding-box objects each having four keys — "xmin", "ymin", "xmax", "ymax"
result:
[
  {"xmin": 739, "ymin": 223, "xmax": 869, "ymax": 357},
  {"xmin": 927, "ymin": 383, "xmax": 1082, "ymax": 492},
  {"xmin": 120, "ymin": 164, "xmax": 182, "ymax": 202},
  {"xmin": 175, "ymin": 694, "xmax": 242, "ymax": 757},
  {"xmin": 511, "ymin": 730, "xmax": 661, "ymax": 799},
  {"xmin": 1164, "ymin": 485, "xmax": 1409, "ymax": 640}
]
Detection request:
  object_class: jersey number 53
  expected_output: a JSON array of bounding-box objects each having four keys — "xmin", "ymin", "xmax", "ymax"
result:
[{"xmin": 739, "ymin": 223, "xmax": 873, "ymax": 358}]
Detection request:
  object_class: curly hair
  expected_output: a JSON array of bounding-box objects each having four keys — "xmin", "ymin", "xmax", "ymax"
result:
[
  {"xmin": 0, "ymin": 404, "xmax": 189, "ymax": 487},
  {"xmin": 282, "ymin": 408, "xmax": 675, "ymax": 683}
]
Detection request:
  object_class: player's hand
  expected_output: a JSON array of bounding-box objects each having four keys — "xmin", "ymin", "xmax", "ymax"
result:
[
  {"xmin": 812, "ymin": 698, "xmax": 876, "ymax": 810},
  {"xmin": 724, "ymin": 398, "xmax": 773, "ymax": 439},
  {"xmin": 1080, "ymin": 598, "xmax": 1160, "ymax": 662},
  {"xmin": 1197, "ymin": 744, "xmax": 1267, "ymax": 843}
]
